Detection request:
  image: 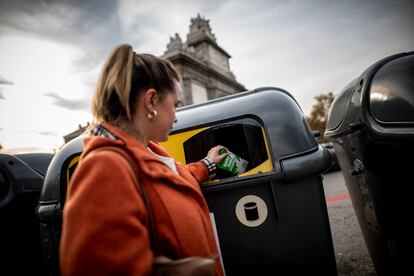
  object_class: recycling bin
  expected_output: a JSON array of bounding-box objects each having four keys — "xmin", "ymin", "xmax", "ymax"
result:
[
  {"xmin": 0, "ymin": 152, "xmax": 53, "ymax": 275},
  {"xmin": 324, "ymin": 52, "xmax": 414, "ymax": 275},
  {"xmin": 38, "ymin": 87, "xmax": 337, "ymax": 275},
  {"xmin": 37, "ymin": 135, "xmax": 84, "ymax": 276}
]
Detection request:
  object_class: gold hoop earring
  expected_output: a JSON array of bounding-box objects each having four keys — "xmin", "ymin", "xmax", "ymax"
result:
[{"xmin": 147, "ymin": 110, "xmax": 158, "ymax": 120}]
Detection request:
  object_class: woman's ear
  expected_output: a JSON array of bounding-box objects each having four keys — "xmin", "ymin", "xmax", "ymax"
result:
[{"xmin": 143, "ymin": 88, "xmax": 159, "ymax": 110}]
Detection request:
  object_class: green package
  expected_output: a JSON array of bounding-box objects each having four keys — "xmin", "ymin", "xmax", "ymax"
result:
[{"xmin": 218, "ymin": 149, "xmax": 249, "ymax": 175}]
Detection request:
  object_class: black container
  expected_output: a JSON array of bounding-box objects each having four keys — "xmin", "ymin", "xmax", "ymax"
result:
[
  {"xmin": 39, "ymin": 87, "xmax": 337, "ymax": 275},
  {"xmin": 0, "ymin": 152, "xmax": 53, "ymax": 275},
  {"xmin": 37, "ymin": 135, "xmax": 84, "ymax": 276},
  {"xmin": 325, "ymin": 52, "xmax": 414, "ymax": 275}
]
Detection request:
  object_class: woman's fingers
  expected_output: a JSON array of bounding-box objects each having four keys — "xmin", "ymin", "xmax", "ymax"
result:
[{"xmin": 207, "ymin": 145, "xmax": 228, "ymax": 164}]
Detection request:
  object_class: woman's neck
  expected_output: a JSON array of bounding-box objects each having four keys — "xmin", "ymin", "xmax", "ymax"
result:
[{"xmin": 113, "ymin": 120, "xmax": 148, "ymax": 147}]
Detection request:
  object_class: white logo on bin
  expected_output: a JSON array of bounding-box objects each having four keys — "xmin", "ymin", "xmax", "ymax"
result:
[{"xmin": 235, "ymin": 195, "xmax": 268, "ymax": 227}]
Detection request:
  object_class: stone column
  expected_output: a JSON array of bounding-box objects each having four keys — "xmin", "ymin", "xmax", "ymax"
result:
[{"xmin": 181, "ymin": 77, "xmax": 193, "ymax": 105}]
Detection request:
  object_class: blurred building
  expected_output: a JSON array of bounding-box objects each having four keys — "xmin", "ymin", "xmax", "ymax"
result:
[
  {"xmin": 63, "ymin": 123, "xmax": 89, "ymax": 144},
  {"xmin": 163, "ymin": 14, "xmax": 246, "ymax": 105}
]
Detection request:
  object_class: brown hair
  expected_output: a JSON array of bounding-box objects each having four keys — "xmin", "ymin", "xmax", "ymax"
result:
[{"xmin": 92, "ymin": 44, "xmax": 180, "ymax": 123}]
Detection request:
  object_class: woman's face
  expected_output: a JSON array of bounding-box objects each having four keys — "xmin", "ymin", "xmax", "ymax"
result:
[{"xmin": 151, "ymin": 80, "xmax": 181, "ymax": 142}]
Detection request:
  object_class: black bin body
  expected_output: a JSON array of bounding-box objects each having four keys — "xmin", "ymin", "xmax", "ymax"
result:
[
  {"xmin": 325, "ymin": 52, "xmax": 414, "ymax": 275},
  {"xmin": 37, "ymin": 136, "xmax": 84, "ymax": 275},
  {"xmin": 0, "ymin": 153, "xmax": 53, "ymax": 275},
  {"xmin": 38, "ymin": 87, "xmax": 337, "ymax": 275},
  {"xmin": 170, "ymin": 87, "xmax": 337, "ymax": 275}
]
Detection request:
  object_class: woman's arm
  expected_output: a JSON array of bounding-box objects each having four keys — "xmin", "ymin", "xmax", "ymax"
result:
[{"xmin": 185, "ymin": 145, "xmax": 227, "ymax": 183}]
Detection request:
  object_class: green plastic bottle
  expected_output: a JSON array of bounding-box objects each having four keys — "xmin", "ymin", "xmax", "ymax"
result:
[{"xmin": 218, "ymin": 149, "xmax": 249, "ymax": 175}]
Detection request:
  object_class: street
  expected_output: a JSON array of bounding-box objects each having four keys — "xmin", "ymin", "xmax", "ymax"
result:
[{"xmin": 322, "ymin": 171, "xmax": 376, "ymax": 276}]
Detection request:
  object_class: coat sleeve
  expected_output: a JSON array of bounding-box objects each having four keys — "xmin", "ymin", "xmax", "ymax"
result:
[
  {"xmin": 60, "ymin": 150, "xmax": 153, "ymax": 276},
  {"xmin": 185, "ymin": 161, "xmax": 209, "ymax": 184}
]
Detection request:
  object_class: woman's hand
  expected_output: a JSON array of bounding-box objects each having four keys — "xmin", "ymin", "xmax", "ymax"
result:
[{"xmin": 206, "ymin": 145, "xmax": 228, "ymax": 165}]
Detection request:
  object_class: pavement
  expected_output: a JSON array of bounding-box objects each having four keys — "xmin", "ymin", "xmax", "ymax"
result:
[{"xmin": 322, "ymin": 170, "xmax": 377, "ymax": 276}]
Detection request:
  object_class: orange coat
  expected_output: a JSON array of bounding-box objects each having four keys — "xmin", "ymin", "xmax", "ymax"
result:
[{"xmin": 60, "ymin": 123, "xmax": 223, "ymax": 275}]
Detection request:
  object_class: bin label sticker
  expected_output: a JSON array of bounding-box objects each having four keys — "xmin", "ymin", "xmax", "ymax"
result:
[{"xmin": 235, "ymin": 195, "xmax": 268, "ymax": 227}]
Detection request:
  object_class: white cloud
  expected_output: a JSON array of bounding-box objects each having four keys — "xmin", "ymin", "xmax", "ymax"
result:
[
  {"xmin": 209, "ymin": 0, "xmax": 414, "ymax": 114},
  {"xmin": 0, "ymin": 35, "xmax": 93, "ymax": 151},
  {"xmin": 44, "ymin": 92, "xmax": 90, "ymax": 111},
  {"xmin": 117, "ymin": 0, "xmax": 224, "ymax": 54}
]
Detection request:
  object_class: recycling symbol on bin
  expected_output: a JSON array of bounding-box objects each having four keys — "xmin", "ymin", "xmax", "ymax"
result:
[{"xmin": 235, "ymin": 195, "xmax": 268, "ymax": 227}]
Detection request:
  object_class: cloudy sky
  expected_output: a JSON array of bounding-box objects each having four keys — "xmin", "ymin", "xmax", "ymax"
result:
[{"xmin": 0, "ymin": 0, "xmax": 413, "ymax": 153}]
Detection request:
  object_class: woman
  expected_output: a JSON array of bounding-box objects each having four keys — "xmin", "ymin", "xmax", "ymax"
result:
[{"xmin": 60, "ymin": 44, "xmax": 226, "ymax": 275}]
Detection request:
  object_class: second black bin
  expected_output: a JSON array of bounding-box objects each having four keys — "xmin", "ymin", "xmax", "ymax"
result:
[
  {"xmin": 325, "ymin": 52, "xmax": 414, "ymax": 275},
  {"xmin": 0, "ymin": 152, "xmax": 53, "ymax": 275}
]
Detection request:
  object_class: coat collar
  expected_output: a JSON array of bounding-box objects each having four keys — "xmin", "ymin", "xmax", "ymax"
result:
[{"xmin": 86, "ymin": 123, "xmax": 201, "ymax": 192}]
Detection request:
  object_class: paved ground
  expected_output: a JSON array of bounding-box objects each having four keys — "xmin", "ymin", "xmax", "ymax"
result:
[{"xmin": 322, "ymin": 171, "xmax": 377, "ymax": 276}]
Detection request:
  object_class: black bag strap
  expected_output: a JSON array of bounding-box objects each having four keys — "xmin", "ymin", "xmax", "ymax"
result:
[{"xmin": 95, "ymin": 147, "xmax": 158, "ymax": 252}]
